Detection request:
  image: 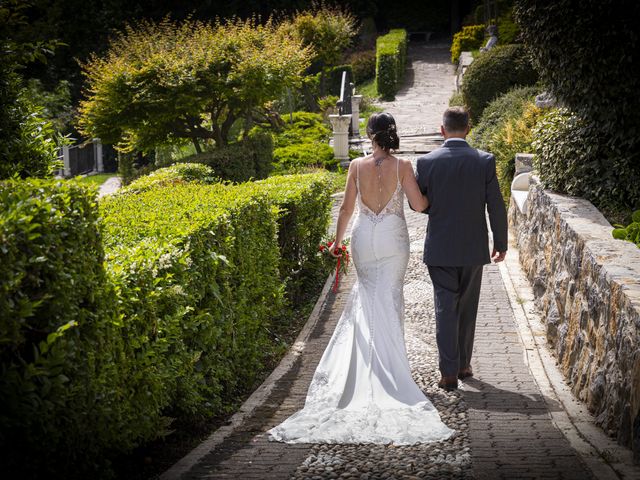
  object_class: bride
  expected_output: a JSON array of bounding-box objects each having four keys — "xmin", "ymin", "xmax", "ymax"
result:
[{"xmin": 268, "ymin": 112, "xmax": 453, "ymax": 445}]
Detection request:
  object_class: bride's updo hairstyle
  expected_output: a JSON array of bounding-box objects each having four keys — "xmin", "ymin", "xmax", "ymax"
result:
[{"xmin": 366, "ymin": 112, "xmax": 399, "ymax": 151}]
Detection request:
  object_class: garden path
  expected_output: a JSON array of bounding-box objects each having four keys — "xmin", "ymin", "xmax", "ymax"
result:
[{"xmin": 160, "ymin": 43, "xmax": 637, "ymax": 480}]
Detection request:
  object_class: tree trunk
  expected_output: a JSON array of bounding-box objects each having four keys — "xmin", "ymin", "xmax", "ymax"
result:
[
  {"xmin": 192, "ymin": 138, "xmax": 202, "ymax": 154},
  {"xmin": 220, "ymin": 112, "xmax": 236, "ymax": 146}
]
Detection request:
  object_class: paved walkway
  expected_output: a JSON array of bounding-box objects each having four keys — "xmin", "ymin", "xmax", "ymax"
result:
[{"xmin": 160, "ymin": 44, "xmax": 640, "ymax": 480}]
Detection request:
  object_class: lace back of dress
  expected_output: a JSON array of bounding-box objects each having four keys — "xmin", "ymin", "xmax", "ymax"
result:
[{"xmin": 356, "ymin": 158, "xmax": 405, "ymax": 223}]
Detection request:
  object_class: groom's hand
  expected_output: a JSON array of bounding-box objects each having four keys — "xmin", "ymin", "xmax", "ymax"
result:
[{"xmin": 492, "ymin": 248, "xmax": 506, "ymax": 263}]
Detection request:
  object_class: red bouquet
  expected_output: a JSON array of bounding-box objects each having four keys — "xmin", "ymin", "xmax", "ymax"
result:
[{"xmin": 319, "ymin": 238, "xmax": 350, "ymax": 292}]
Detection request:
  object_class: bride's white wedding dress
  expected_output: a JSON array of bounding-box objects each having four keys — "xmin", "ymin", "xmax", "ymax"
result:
[{"xmin": 268, "ymin": 160, "xmax": 453, "ymax": 445}]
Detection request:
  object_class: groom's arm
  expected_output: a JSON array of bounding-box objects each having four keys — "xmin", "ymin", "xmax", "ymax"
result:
[{"xmin": 485, "ymin": 154, "xmax": 508, "ymax": 256}]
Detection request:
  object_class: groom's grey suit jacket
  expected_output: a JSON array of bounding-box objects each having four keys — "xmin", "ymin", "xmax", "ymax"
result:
[{"xmin": 415, "ymin": 139, "xmax": 508, "ymax": 266}]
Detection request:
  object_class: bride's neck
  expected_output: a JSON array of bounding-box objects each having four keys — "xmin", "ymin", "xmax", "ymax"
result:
[{"xmin": 371, "ymin": 145, "xmax": 389, "ymax": 159}]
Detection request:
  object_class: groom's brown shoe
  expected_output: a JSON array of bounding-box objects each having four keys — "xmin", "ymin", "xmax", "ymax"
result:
[
  {"xmin": 458, "ymin": 367, "xmax": 473, "ymax": 380},
  {"xmin": 438, "ymin": 375, "xmax": 458, "ymax": 391}
]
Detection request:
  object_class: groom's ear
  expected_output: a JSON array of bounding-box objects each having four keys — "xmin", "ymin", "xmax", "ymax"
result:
[{"xmin": 440, "ymin": 125, "xmax": 446, "ymax": 137}]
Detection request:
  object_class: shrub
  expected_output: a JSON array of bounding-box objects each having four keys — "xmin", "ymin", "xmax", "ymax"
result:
[
  {"xmin": 0, "ymin": 73, "xmax": 60, "ymax": 179},
  {"xmin": 101, "ymin": 182, "xmax": 285, "ymax": 421},
  {"xmin": 0, "ymin": 171, "xmax": 335, "ymax": 477},
  {"xmin": 0, "ymin": 179, "xmax": 126, "ymax": 477},
  {"xmin": 180, "ymin": 130, "xmax": 273, "ymax": 182},
  {"xmin": 469, "ymin": 85, "xmax": 539, "ymax": 146},
  {"xmin": 347, "ymin": 49, "xmax": 376, "ymax": 84},
  {"xmin": 451, "ymin": 25, "xmax": 485, "ymax": 64},
  {"xmin": 461, "ymin": 44, "xmax": 537, "ymax": 123},
  {"xmin": 376, "ymin": 29, "xmax": 408, "ymax": 100},
  {"xmin": 253, "ymin": 111, "xmax": 335, "ymax": 173},
  {"xmin": 516, "ymin": 0, "xmax": 640, "ymax": 214},
  {"xmin": 612, "ymin": 211, "xmax": 640, "ymax": 247},
  {"xmin": 532, "ymin": 108, "xmax": 640, "ymax": 216}
]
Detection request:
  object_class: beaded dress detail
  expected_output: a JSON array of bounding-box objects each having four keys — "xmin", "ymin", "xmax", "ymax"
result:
[{"xmin": 268, "ymin": 158, "xmax": 453, "ymax": 445}]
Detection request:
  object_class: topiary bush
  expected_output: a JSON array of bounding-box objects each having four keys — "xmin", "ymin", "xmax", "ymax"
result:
[
  {"xmin": 376, "ymin": 29, "xmax": 407, "ymax": 100},
  {"xmin": 461, "ymin": 44, "xmax": 537, "ymax": 123},
  {"xmin": 451, "ymin": 25, "xmax": 485, "ymax": 64}
]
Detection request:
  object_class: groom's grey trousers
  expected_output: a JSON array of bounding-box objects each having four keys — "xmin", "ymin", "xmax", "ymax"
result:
[{"xmin": 427, "ymin": 265, "xmax": 483, "ymax": 376}]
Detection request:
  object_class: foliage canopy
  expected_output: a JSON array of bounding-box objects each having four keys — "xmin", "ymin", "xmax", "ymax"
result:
[{"xmin": 78, "ymin": 17, "xmax": 312, "ymax": 152}]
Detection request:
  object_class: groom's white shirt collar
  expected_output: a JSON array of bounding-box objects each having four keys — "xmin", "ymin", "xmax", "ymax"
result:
[{"xmin": 443, "ymin": 138, "xmax": 469, "ymax": 146}]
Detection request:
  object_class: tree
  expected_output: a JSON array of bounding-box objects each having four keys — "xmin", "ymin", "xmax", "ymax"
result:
[
  {"xmin": 281, "ymin": 3, "xmax": 357, "ymax": 70},
  {"xmin": 78, "ymin": 17, "xmax": 311, "ymax": 153},
  {"xmin": 0, "ymin": 0, "xmax": 62, "ymax": 179}
]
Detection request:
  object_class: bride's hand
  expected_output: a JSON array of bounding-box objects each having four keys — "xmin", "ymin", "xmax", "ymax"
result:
[{"xmin": 330, "ymin": 243, "xmax": 344, "ymax": 258}]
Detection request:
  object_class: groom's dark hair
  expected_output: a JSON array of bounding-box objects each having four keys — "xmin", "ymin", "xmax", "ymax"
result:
[{"xmin": 443, "ymin": 107, "xmax": 469, "ymax": 133}]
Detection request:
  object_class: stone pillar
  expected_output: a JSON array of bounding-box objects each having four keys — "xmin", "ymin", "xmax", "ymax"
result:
[
  {"xmin": 329, "ymin": 114, "xmax": 352, "ymax": 167},
  {"xmin": 350, "ymin": 95, "xmax": 362, "ymax": 136},
  {"xmin": 93, "ymin": 138, "xmax": 104, "ymax": 173},
  {"xmin": 62, "ymin": 145, "xmax": 71, "ymax": 177}
]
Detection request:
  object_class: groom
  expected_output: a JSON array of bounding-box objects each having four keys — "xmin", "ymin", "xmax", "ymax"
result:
[{"xmin": 414, "ymin": 106, "xmax": 508, "ymax": 391}]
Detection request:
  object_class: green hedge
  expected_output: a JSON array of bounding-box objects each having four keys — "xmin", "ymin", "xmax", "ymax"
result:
[
  {"xmin": 376, "ymin": 29, "xmax": 408, "ymax": 100},
  {"xmin": 451, "ymin": 25, "xmax": 485, "ymax": 64},
  {"xmin": 120, "ymin": 163, "xmax": 220, "ymax": 194},
  {"xmin": 256, "ymin": 173, "xmax": 334, "ymax": 302},
  {"xmin": 0, "ymin": 179, "xmax": 125, "ymax": 477},
  {"xmin": 0, "ymin": 171, "xmax": 334, "ymax": 478},
  {"xmin": 461, "ymin": 44, "xmax": 537, "ymax": 123}
]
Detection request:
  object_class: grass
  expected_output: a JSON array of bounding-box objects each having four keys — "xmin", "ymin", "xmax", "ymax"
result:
[{"xmin": 74, "ymin": 173, "xmax": 117, "ymax": 187}]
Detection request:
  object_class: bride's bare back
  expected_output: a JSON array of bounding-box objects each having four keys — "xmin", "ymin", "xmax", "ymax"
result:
[{"xmin": 357, "ymin": 155, "xmax": 402, "ymax": 215}]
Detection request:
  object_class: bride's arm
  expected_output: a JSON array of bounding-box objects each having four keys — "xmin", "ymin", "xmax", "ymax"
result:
[
  {"xmin": 332, "ymin": 161, "xmax": 358, "ymax": 257},
  {"xmin": 401, "ymin": 159, "xmax": 429, "ymax": 212}
]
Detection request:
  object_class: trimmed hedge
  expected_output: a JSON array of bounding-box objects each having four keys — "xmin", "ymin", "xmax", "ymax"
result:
[
  {"xmin": 120, "ymin": 163, "xmax": 220, "ymax": 194},
  {"xmin": 461, "ymin": 44, "xmax": 537, "ymax": 123},
  {"xmin": 451, "ymin": 25, "xmax": 485, "ymax": 64},
  {"xmin": 0, "ymin": 179, "xmax": 125, "ymax": 477},
  {"xmin": 256, "ymin": 173, "xmax": 334, "ymax": 301},
  {"xmin": 0, "ymin": 171, "xmax": 334, "ymax": 478},
  {"xmin": 376, "ymin": 29, "xmax": 408, "ymax": 100}
]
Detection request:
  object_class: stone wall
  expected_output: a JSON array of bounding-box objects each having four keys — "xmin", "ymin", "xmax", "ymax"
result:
[{"xmin": 509, "ymin": 182, "xmax": 640, "ymax": 461}]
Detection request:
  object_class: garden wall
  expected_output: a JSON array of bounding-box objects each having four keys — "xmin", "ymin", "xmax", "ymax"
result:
[{"xmin": 509, "ymin": 181, "xmax": 640, "ymax": 460}]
